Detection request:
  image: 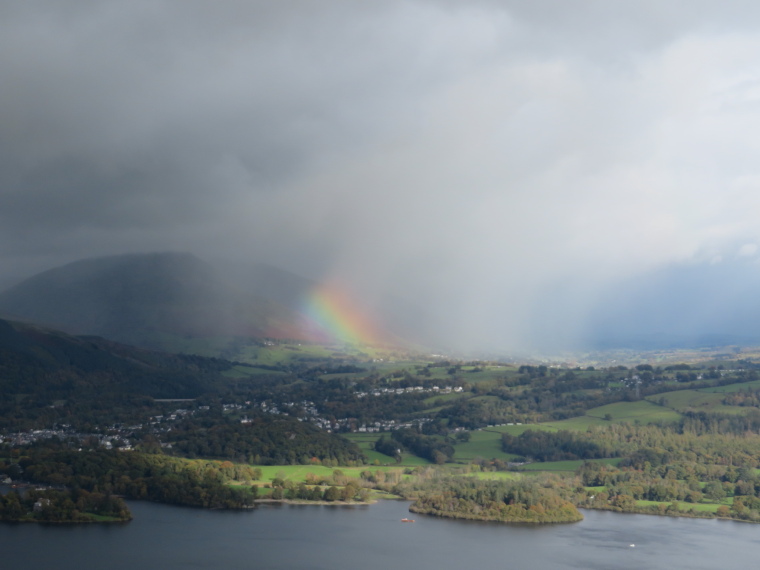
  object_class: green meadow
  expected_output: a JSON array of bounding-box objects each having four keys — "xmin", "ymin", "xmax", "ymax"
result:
[
  {"xmin": 699, "ymin": 379, "xmax": 760, "ymax": 393},
  {"xmin": 517, "ymin": 458, "xmax": 621, "ymax": 472},
  {"xmin": 462, "ymin": 471, "xmax": 521, "ymax": 481},
  {"xmin": 541, "ymin": 400, "xmax": 682, "ymax": 431},
  {"xmin": 484, "ymin": 424, "xmax": 559, "ymax": 435},
  {"xmin": 646, "ymin": 389, "xmax": 744, "ymax": 414},
  {"xmin": 422, "ymin": 391, "xmax": 468, "ymax": 406},
  {"xmin": 340, "ymin": 433, "xmax": 431, "ymax": 466},
  {"xmin": 451, "ymin": 429, "xmax": 519, "ymax": 463},
  {"xmin": 634, "ymin": 500, "xmax": 725, "ymax": 513},
  {"xmin": 250, "ymin": 464, "xmax": 408, "ymax": 484}
]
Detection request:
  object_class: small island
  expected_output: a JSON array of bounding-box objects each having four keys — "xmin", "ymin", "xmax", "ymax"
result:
[{"xmin": 407, "ymin": 477, "xmax": 583, "ymax": 524}]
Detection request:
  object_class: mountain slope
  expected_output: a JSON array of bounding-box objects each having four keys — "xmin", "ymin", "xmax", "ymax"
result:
[
  {"xmin": 0, "ymin": 317, "xmax": 235, "ymax": 428},
  {"xmin": 0, "ymin": 252, "xmax": 324, "ymax": 350},
  {"xmin": 213, "ymin": 259, "xmax": 317, "ymax": 310}
]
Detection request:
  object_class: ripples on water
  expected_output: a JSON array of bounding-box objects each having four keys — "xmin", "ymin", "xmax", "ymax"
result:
[{"xmin": 0, "ymin": 500, "xmax": 757, "ymax": 570}]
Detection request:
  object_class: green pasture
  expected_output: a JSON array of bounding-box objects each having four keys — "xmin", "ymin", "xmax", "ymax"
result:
[
  {"xmin": 454, "ymin": 424, "xmax": 556, "ymax": 463},
  {"xmin": 484, "ymin": 424, "xmax": 558, "ymax": 435},
  {"xmin": 462, "ymin": 471, "xmax": 520, "ymax": 481},
  {"xmin": 587, "ymin": 400, "xmax": 683, "ymax": 423},
  {"xmin": 396, "ymin": 454, "xmax": 434, "ymax": 466},
  {"xmin": 422, "ymin": 391, "xmax": 468, "ymax": 406},
  {"xmin": 542, "ymin": 400, "xmax": 681, "ymax": 431},
  {"xmin": 468, "ymin": 395, "xmax": 502, "ymax": 404},
  {"xmin": 451, "ymin": 429, "xmax": 519, "ymax": 463},
  {"xmin": 341, "ymin": 433, "xmax": 396, "ymax": 464},
  {"xmin": 517, "ymin": 458, "xmax": 621, "ymax": 472},
  {"xmin": 700, "ymin": 379, "xmax": 760, "ymax": 393},
  {"xmin": 646, "ymin": 389, "xmax": 744, "ymax": 414},
  {"xmin": 340, "ymin": 433, "xmax": 431, "ymax": 466},
  {"xmin": 250, "ymin": 464, "xmax": 407, "ymax": 483},
  {"xmin": 634, "ymin": 500, "xmax": 723, "ymax": 513},
  {"xmin": 450, "ymin": 424, "xmax": 557, "ymax": 463},
  {"xmin": 397, "ymin": 364, "xmax": 514, "ymax": 384},
  {"xmin": 458, "ymin": 366, "xmax": 513, "ymax": 383}
]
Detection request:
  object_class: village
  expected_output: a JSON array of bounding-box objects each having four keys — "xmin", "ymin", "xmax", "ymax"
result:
[{"xmin": 0, "ymin": 384, "xmax": 467, "ymax": 452}]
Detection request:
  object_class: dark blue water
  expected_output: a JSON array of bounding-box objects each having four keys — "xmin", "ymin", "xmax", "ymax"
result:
[{"xmin": 1, "ymin": 500, "xmax": 757, "ymax": 569}]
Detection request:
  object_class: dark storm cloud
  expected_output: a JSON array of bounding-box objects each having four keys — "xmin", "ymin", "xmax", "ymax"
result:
[{"xmin": 4, "ymin": 1, "xmax": 760, "ymax": 350}]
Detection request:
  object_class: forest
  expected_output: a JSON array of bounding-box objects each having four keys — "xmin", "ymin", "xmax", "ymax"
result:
[
  {"xmin": 166, "ymin": 414, "xmax": 364, "ymax": 465},
  {"xmin": 1, "ymin": 444, "xmax": 259, "ymax": 510},
  {"xmin": 405, "ymin": 474, "xmax": 582, "ymax": 523},
  {"xmin": 0, "ymin": 488, "xmax": 131, "ymax": 523}
]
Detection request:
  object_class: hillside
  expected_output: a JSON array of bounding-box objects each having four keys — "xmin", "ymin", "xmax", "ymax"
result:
[
  {"xmin": 0, "ymin": 252, "xmax": 325, "ymax": 351},
  {"xmin": 0, "ymin": 317, "xmax": 242, "ymax": 428}
]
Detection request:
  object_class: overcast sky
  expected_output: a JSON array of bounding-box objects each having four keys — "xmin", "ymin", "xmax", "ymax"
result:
[{"xmin": 4, "ymin": 1, "xmax": 760, "ymax": 351}]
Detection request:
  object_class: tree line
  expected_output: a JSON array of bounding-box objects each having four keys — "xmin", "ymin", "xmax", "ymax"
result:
[
  {"xmin": 1, "ymin": 445, "xmax": 259, "ymax": 509},
  {"xmin": 405, "ymin": 474, "xmax": 582, "ymax": 523},
  {"xmin": 0, "ymin": 487, "xmax": 131, "ymax": 523}
]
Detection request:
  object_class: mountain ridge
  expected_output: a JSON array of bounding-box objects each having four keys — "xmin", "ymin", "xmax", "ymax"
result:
[{"xmin": 0, "ymin": 252, "xmax": 328, "ymax": 351}]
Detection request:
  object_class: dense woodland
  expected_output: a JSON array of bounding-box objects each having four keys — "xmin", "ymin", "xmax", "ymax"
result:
[
  {"xmin": 387, "ymin": 429, "xmax": 455, "ymax": 464},
  {"xmin": 501, "ymin": 430, "xmax": 607, "ymax": 461},
  {"xmin": 0, "ymin": 318, "xmax": 231, "ymax": 429},
  {"xmin": 167, "ymin": 415, "xmax": 364, "ymax": 465},
  {"xmin": 0, "ymin": 488, "xmax": 131, "ymax": 523},
  {"xmin": 499, "ymin": 423, "xmax": 760, "ymax": 521},
  {"xmin": 0, "ymin": 445, "xmax": 259, "ymax": 510},
  {"xmin": 404, "ymin": 474, "xmax": 582, "ymax": 523}
]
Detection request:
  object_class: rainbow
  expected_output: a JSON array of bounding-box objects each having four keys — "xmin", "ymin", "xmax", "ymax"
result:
[{"xmin": 303, "ymin": 284, "xmax": 382, "ymax": 346}]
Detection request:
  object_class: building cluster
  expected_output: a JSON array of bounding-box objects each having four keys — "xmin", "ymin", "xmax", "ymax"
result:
[
  {"xmin": 2, "ymin": 381, "xmax": 463, "ymax": 447},
  {"xmin": 242, "ymin": 398, "xmax": 436, "ymax": 434},
  {"xmin": 355, "ymin": 418, "xmax": 432, "ymax": 433},
  {"xmin": 355, "ymin": 385, "xmax": 463, "ymax": 398},
  {"xmin": 0, "ymin": 428, "xmax": 133, "ymax": 451}
]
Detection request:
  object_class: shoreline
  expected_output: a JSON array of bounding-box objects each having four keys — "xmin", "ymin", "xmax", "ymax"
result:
[{"xmin": 253, "ymin": 498, "xmax": 377, "ymax": 506}]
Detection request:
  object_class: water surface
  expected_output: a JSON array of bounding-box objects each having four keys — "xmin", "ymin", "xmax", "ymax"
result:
[{"xmin": 0, "ymin": 500, "xmax": 756, "ymax": 569}]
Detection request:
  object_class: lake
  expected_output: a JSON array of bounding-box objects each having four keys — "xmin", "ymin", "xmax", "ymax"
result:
[{"xmin": 1, "ymin": 499, "xmax": 757, "ymax": 569}]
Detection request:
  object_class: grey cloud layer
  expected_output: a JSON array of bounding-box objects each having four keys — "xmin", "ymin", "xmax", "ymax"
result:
[{"xmin": 4, "ymin": 1, "xmax": 760, "ymax": 350}]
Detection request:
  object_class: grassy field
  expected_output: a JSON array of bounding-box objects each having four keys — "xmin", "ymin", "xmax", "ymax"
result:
[
  {"xmin": 463, "ymin": 471, "xmax": 520, "ymax": 481},
  {"xmin": 422, "ymin": 391, "xmax": 468, "ymax": 406},
  {"xmin": 457, "ymin": 366, "xmax": 514, "ymax": 383},
  {"xmin": 340, "ymin": 433, "xmax": 432, "ymax": 466},
  {"xmin": 699, "ymin": 379, "xmax": 760, "ymax": 393},
  {"xmin": 543, "ymin": 400, "xmax": 682, "ymax": 431},
  {"xmin": 646, "ymin": 389, "xmax": 744, "ymax": 414},
  {"xmin": 340, "ymin": 433, "xmax": 395, "ymax": 464},
  {"xmin": 451, "ymin": 429, "xmax": 519, "ymax": 463},
  {"xmin": 250, "ymin": 464, "xmax": 408, "ymax": 483},
  {"xmin": 634, "ymin": 500, "xmax": 724, "ymax": 513},
  {"xmin": 485, "ymin": 424, "xmax": 559, "ymax": 435},
  {"xmin": 517, "ymin": 458, "xmax": 621, "ymax": 472}
]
